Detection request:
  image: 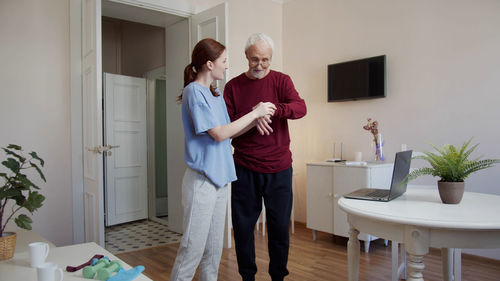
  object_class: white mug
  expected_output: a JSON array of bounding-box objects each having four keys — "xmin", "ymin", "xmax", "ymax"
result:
[
  {"xmin": 29, "ymin": 242, "xmax": 50, "ymax": 268},
  {"xmin": 354, "ymin": 151, "xmax": 363, "ymax": 162},
  {"xmin": 37, "ymin": 262, "xmax": 63, "ymax": 281}
]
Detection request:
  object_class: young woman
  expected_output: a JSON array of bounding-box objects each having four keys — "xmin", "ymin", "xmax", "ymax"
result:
[{"xmin": 170, "ymin": 38, "xmax": 276, "ymax": 281}]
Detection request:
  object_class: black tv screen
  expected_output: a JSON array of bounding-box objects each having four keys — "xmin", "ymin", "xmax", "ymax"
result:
[{"xmin": 328, "ymin": 55, "xmax": 386, "ymax": 102}]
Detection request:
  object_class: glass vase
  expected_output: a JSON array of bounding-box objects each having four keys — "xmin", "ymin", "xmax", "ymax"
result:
[{"xmin": 371, "ymin": 134, "xmax": 384, "ymax": 162}]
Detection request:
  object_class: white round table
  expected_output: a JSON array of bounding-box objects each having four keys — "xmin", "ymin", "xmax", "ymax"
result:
[{"xmin": 339, "ymin": 187, "xmax": 500, "ymax": 281}]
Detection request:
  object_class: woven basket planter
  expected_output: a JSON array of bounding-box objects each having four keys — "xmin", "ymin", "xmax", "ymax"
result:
[{"xmin": 0, "ymin": 232, "xmax": 17, "ymax": 260}]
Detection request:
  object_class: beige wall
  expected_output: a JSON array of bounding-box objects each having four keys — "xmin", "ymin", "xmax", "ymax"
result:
[
  {"xmin": 226, "ymin": 0, "xmax": 283, "ymax": 77},
  {"xmin": 283, "ymin": 0, "xmax": 500, "ymax": 259},
  {"xmin": 0, "ymin": 0, "xmax": 73, "ymax": 246},
  {"xmin": 184, "ymin": 0, "xmax": 284, "ymax": 78}
]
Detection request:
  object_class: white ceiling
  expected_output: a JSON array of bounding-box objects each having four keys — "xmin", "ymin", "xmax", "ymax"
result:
[{"xmin": 102, "ymin": 0, "xmax": 185, "ymax": 27}]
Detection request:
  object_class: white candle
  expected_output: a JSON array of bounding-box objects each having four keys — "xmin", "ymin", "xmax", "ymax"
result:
[{"xmin": 354, "ymin": 152, "xmax": 362, "ymax": 162}]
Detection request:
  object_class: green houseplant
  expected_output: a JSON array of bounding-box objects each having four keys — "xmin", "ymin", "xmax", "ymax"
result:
[
  {"xmin": 0, "ymin": 144, "xmax": 46, "ymax": 260},
  {"xmin": 406, "ymin": 139, "xmax": 500, "ymax": 204}
]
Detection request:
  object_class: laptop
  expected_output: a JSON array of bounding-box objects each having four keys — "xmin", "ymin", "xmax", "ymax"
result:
[{"xmin": 343, "ymin": 150, "xmax": 413, "ymax": 201}]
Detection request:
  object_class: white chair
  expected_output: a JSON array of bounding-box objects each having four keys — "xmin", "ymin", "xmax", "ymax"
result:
[
  {"xmin": 391, "ymin": 242, "xmax": 407, "ymax": 281},
  {"xmin": 256, "ymin": 198, "xmax": 266, "ymax": 236}
]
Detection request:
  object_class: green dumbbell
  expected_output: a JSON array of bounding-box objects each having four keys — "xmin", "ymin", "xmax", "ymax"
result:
[
  {"xmin": 83, "ymin": 258, "xmax": 110, "ymax": 279},
  {"xmin": 96, "ymin": 260, "xmax": 122, "ymax": 280}
]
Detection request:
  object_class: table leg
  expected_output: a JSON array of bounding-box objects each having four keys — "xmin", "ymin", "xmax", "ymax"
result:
[
  {"xmin": 454, "ymin": 249, "xmax": 462, "ymax": 281},
  {"xmin": 441, "ymin": 248, "xmax": 453, "ymax": 281},
  {"xmin": 404, "ymin": 227, "xmax": 429, "ymax": 281},
  {"xmin": 391, "ymin": 242, "xmax": 399, "ymax": 281},
  {"xmin": 347, "ymin": 225, "xmax": 360, "ymax": 281},
  {"xmin": 400, "ymin": 244, "xmax": 407, "ymax": 280},
  {"xmin": 407, "ymin": 253, "xmax": 425, "ymax": 281}
]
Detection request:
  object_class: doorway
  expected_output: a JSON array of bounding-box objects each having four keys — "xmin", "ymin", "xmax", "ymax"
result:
[
  {"xmin": 102, "ymin": 0, "xmax": 181, "ymax": 226},
  {"xmin": 71, "ymin": 0, "xmax": 228, "ymax": 247}
]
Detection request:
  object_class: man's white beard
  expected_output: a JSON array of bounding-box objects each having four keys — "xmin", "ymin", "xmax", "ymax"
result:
[{"xmin": 250, "ymin": 68, "xmax": 267, "ymax": 79}]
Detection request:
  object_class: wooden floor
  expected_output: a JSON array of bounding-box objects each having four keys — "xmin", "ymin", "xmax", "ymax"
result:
[{"xmin": 116, "ymin": 222, "xmax": 500, "ymax": 280}]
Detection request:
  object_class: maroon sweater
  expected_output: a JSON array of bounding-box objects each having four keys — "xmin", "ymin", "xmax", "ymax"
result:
[{"xmin": 224, "ymin": 70, "xmax": 307, "ymax": 173}]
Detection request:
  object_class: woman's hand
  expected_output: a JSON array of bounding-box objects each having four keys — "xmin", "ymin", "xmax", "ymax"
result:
[{"xmin": 252, "ymin": 102, "xmax": 276, "ymax": 118}]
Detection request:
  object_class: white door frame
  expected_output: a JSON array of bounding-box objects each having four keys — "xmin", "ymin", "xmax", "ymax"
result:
[
  {"xmin": 143, "ymin": 66, "xmax": 168, "ymax": 226},
  {"xmin": 70, "ymin": 0, "xmax": 196, "ymax": 244}
]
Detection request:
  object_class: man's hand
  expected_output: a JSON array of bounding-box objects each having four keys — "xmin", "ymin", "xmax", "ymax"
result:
[
  {"xmin": 255, "ymin": 115, "xmax": 273, "ymax": 135},
  {"xmin": 252, "ymin": 102, "xmax": 275, "ymax": 135}
]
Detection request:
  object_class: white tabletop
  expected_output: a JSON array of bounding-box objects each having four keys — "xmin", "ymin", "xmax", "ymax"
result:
[
  {"xmin": 339, "ymin": 187, "xmax": 500, "ymax": 230},
  {"xmin": 0, "ymin": 242, "xmax": 152, "ymax": 280}
]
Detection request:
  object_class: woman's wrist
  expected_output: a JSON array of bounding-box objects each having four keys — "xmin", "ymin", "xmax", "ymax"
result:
[{"xmin": 251, "ymin": 110, "xmax": 260, "ymax": 120}]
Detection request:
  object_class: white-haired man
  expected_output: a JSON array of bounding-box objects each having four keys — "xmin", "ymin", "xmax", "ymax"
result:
[{"xmin": 224, "ymin": 33, "xmax": 307, "ymax": 281}]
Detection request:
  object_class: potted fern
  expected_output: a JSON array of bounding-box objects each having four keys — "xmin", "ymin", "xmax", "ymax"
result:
[
  {"xmin": 407, "ymin": 139, "xmax": 500, "ymax": 204},
  {"xmin": 0, "ymin": 144, "xmax": 46, "ymax": 260}
]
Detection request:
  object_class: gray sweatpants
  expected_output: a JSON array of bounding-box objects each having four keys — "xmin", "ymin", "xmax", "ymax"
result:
[{"xmin": 170, "ymin": 168, "xmax": 228, "ymax": 281}]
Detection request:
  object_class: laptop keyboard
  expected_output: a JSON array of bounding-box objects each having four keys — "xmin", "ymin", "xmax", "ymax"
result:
[{"xmin": 366, "ymin": 189, "xmax": 389, "ymax": 197}]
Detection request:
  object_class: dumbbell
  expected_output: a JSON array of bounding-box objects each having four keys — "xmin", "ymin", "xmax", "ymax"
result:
[
  {"xmin": 97, "ymin": 260, "xmax": 122, "ymax": 280},
  {"xmin": 107, "ymin": 265, "xmax": 145, "ymax": 281},
  {"xmin": 82, "ymin": 258, "xmax": 110, "ymax": 279}
]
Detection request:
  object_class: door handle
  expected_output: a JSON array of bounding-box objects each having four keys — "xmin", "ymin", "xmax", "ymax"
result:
[
  {"xmin": 102, "ymin": 144, "xmax": 120, "ymax": 151},
  {"xmin": 85, "ymin": 145, "xmax": 103, "ymax": 154}
]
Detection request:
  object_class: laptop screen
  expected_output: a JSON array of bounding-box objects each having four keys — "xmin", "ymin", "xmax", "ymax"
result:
[{"xmin": 388, "ymin": 150, "xmax": 413, "ymax": 199}]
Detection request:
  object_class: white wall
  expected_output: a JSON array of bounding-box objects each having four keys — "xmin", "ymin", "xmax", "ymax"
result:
[
  {"xmin": 225, "ymin": 0, "xmax": 283, "ymax": 76},
  {"xmin": 0, "ymin": 0, "xmax": 73, "ymax": 246},
  {"xmin": 185, "ymin": 0, "xmax": 284, "ymax": 76},
  {"xmin": 283, "ymin": 0, "xmax": 500, "ymax": 260}
]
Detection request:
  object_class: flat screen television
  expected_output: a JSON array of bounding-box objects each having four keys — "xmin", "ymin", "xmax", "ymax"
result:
[{"xmin": 328, "ymin": 55, "xmax": 386, "ymax": 102}]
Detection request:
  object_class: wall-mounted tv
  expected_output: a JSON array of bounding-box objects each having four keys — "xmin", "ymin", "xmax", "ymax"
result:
[{"xmin": 328, "ymin": 55, "xmax": 386, "ymax": 102}]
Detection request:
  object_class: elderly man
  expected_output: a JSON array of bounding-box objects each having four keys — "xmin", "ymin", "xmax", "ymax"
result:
[{"xmin": 224, "ymin": 33, "xmax": 307, "ymax": 281}]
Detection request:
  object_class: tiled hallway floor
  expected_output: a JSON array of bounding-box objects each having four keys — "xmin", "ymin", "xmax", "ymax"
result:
[{"xmin": 105, "ymin": 219, "xmax": 182, "ymax": 254}]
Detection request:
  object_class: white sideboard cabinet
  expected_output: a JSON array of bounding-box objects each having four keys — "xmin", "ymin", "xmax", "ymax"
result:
[{"xmin": 306, "ymin": 162, "xmax": 393, "ymax": 252}]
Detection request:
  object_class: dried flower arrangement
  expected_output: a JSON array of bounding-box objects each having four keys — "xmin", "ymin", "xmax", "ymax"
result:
[{"xmin": 363, "ymin": 118, "xmax": 384, "ymax": 161}]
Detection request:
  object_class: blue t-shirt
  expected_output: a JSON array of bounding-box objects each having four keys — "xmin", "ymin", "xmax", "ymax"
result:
[{"xmin": 181, "ymin": 82, "xmax": 236, "ymax": 187}]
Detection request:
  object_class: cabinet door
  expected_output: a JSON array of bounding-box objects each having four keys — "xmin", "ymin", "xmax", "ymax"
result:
[
  {"xmin": 306, "ymin": 165, "xmax": 334, "ymax": 234},
  {"xmin": 333, "ymin": 166, "xmax": 369, "ymax": 238}
]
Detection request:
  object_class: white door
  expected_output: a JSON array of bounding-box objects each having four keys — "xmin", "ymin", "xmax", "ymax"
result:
[
  {"xmin": 82, "ymin": 0, "xmax": 105, "ymax": 246},
  {"xmin": 104, "ymin": 73, "xmax": 148, "ymax": 226},
  {"xmin": 190, "ymin": 2, "xmax": 229, "ymax": 92},
  {"xmin": 190, "ymin": 2, "xmax": 231, "ymax": 248},
  {"xmin": 165, "ymin": 3, "xmax": 228, "ymax": 235}
]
